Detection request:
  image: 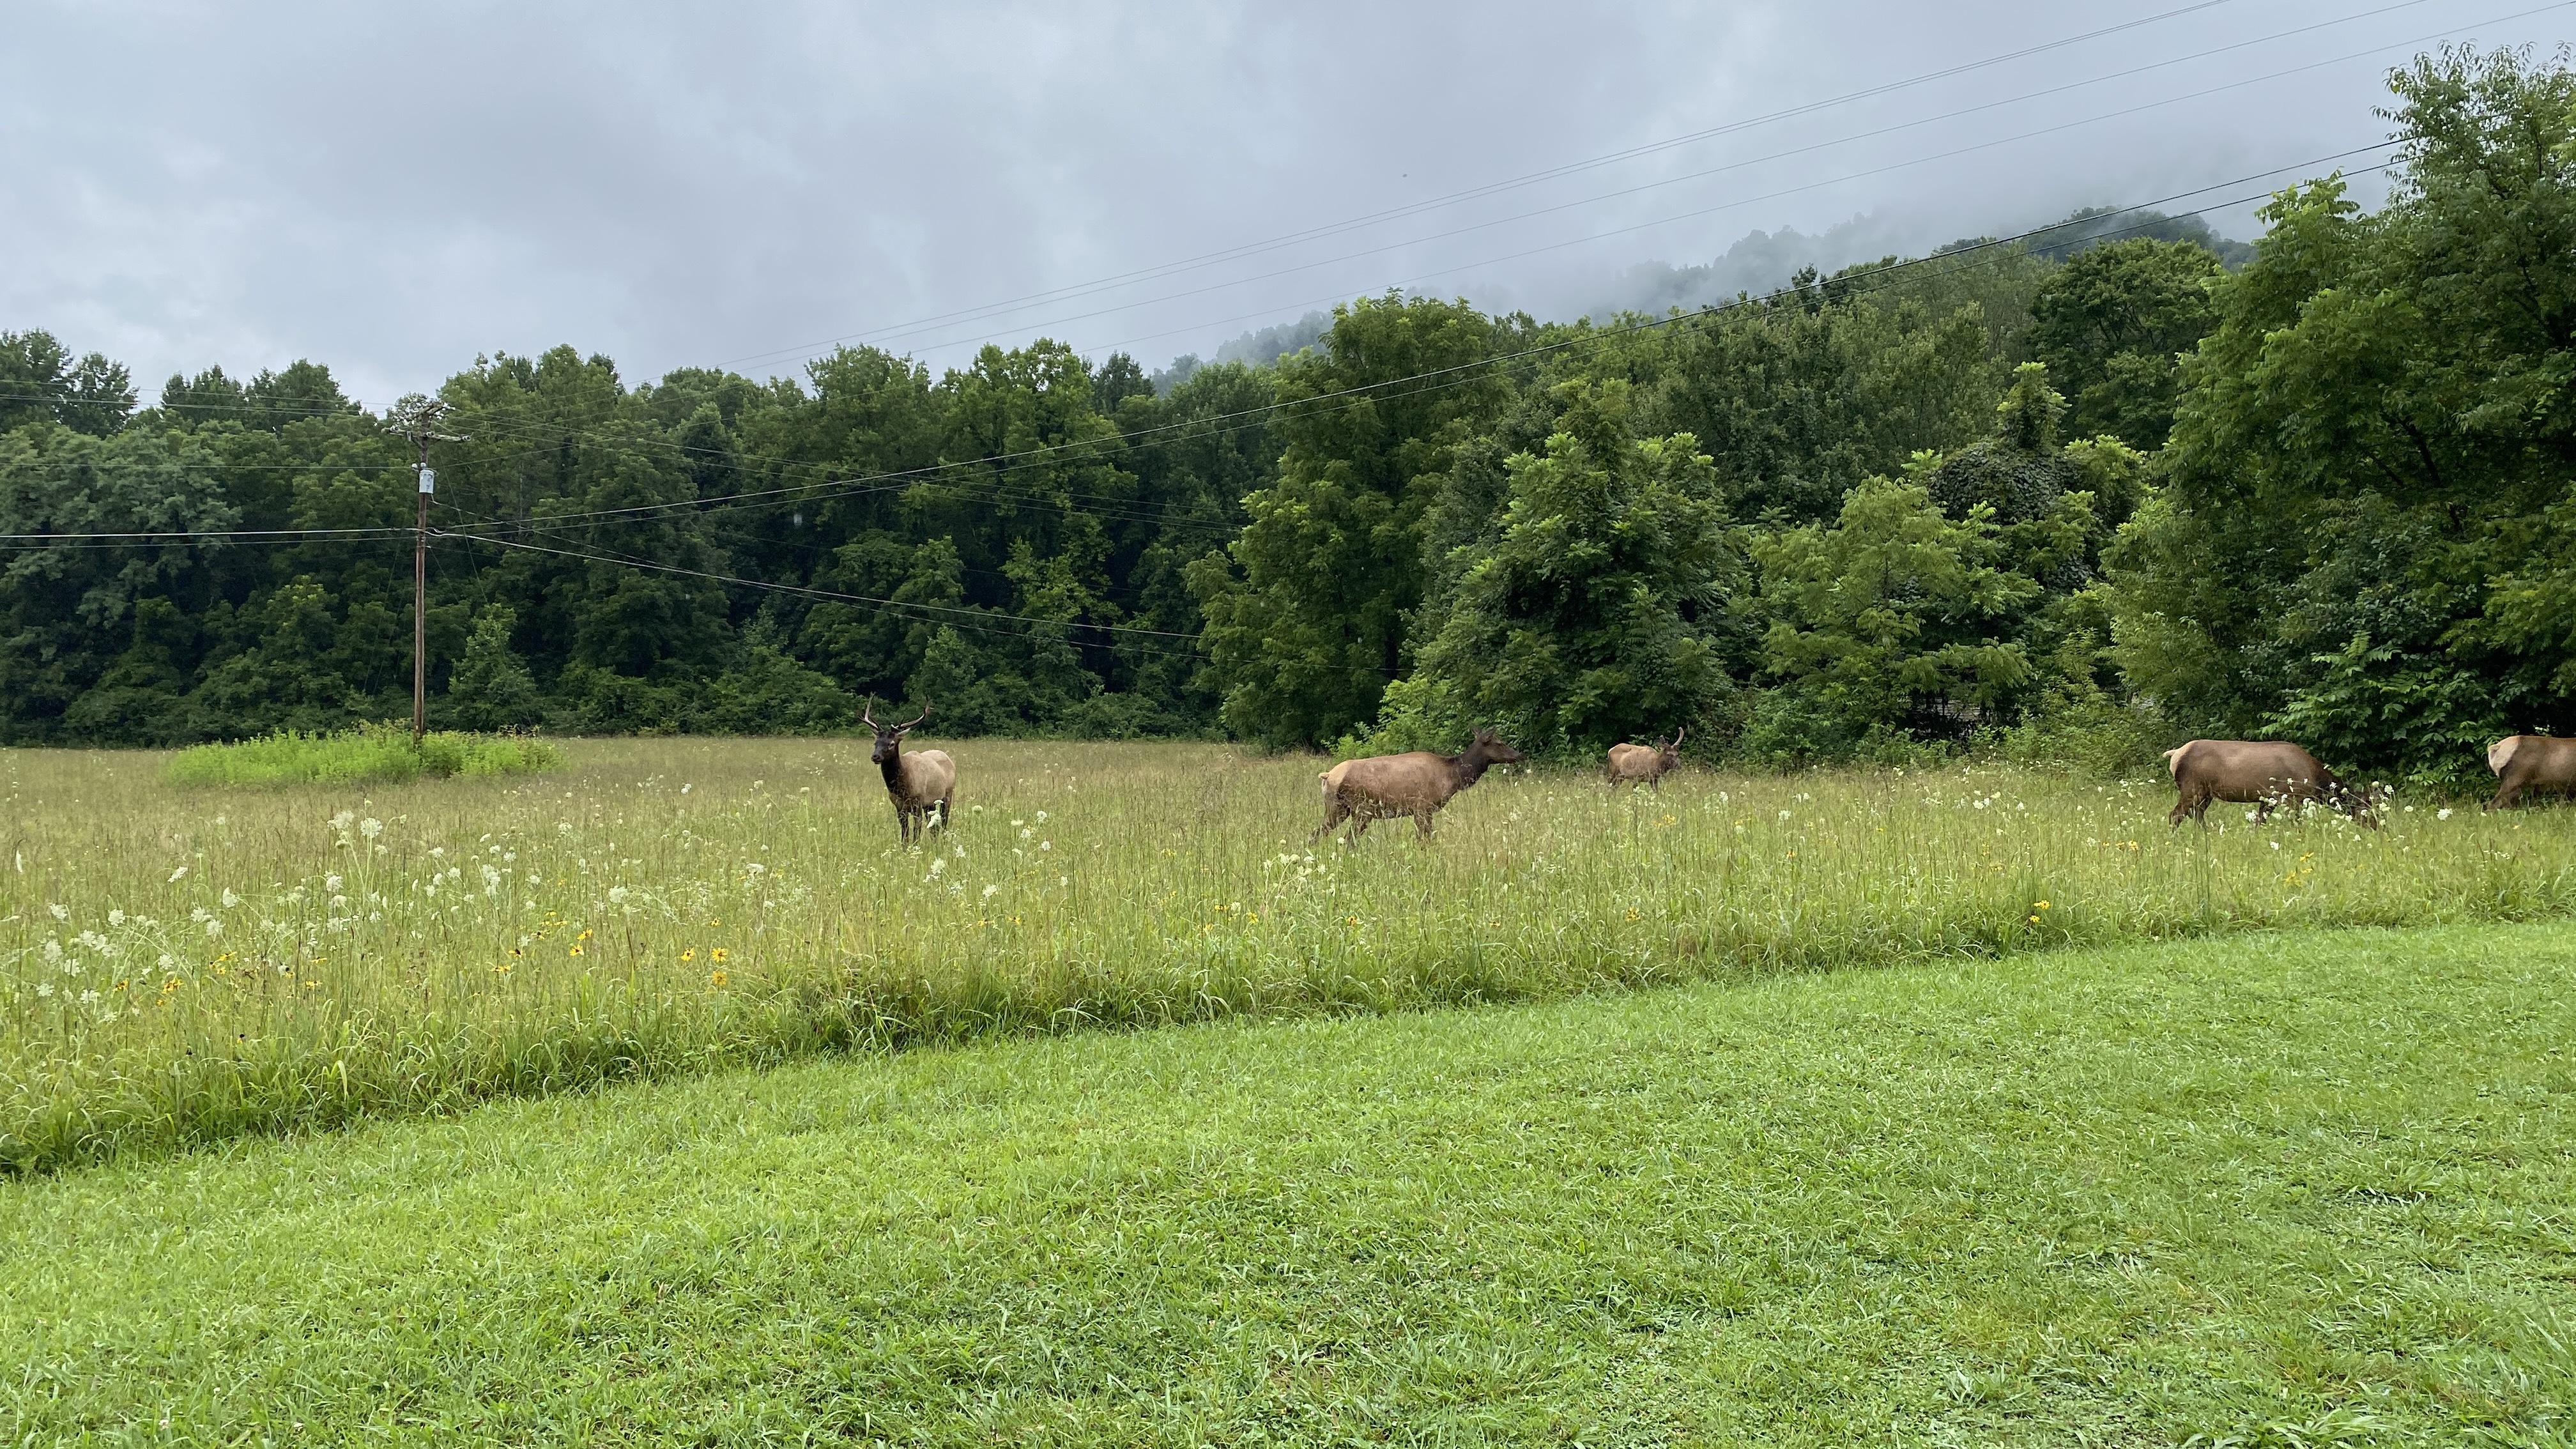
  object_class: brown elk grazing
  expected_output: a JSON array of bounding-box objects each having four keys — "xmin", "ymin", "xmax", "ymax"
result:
[
  {"xmin": 1310, "ymin": 727, "xmax": 1526, "ymax": 846},
  {"xmin": 862, "ymin": 700, "xmax": 955, "ymax": 845},
  {"xmin": 2486, "ymin": 734, "xmax": 2576, "ymax": 809},
  {"xmin": 2163, "ymin": 739, "xmax": 2377, "ymax": 828},
  {"xmin": 1604, "ymin": 728, "xmax": 1685, "ymax": 791}
]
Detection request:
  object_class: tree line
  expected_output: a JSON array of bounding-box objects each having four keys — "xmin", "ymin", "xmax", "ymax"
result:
[{"xmin": 2, "ymin": 47, "xmax": 2568, "ymax": 785}]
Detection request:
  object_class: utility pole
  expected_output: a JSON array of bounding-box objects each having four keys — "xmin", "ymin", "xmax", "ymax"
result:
[{"xmin": 386, "ymin": 397, "xmax": 466, "ymax": 746}]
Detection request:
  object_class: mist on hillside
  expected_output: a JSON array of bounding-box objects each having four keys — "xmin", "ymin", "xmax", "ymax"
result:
[{"xmin": 1153, "ymin": 205, "xmax": 2252, "ymax": 390}]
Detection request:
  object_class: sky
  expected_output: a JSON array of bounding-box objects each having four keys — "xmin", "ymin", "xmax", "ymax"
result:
[{"xmin": 3, "ymin": 0, "xmax": 2572, "ymax": 409}]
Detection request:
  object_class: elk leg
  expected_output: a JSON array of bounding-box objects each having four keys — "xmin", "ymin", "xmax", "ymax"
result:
[{"xmin": 1414, "ymin": 809, "xmax": 1434, "ymax": 840}]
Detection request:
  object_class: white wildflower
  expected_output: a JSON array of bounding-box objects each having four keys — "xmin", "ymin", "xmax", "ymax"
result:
[
  {"xmin": 746, "ymin": 862, "xmax": 767, "ymax": 876},
  {"xmin": 1020, "ymin": 827, "xmax": 1034, "ymax": 841},
  {"xmin": 204, "ymin": 919, "xmax": 222, "ymax": 939},
  {"xmin": 1039, "ymin": 839, "xmax": 1051, "ymax": 851},
  {"xmin": 324, "ymin": 873, "xmax": 343, "ymax": 893},
  {"xmin": 330, "ymin": 810, "xmax": 355, "ymax": 830},
  {"xmin": 39, "ymin": 940, "xmax": 60, "ymax": 962},
  {"xmin": 1059, "ymin": 876, "xmax": 1069, "ymax": 887},
  {"xmin": 983, "ymin": 884, "xmax": 1000, "ymax": 900},
  {"xmin": 107, "ymin": 909, "xmax": 125, "ymax": 928},
  {"xmin": 2437, "ymin": 807, "xmax": 2454, "ymax": 820},
  {"xmin": 77, "ymin": 931, "xmax": 105, "ymax": 951},
  {"xmin": 1777, "ymin": 810, "xmax": 1791, "ymax": 821},
  {"xmin": 220, "ymin": 889, "xmax": 239, "ymax": 909},
  {"xmin": 34, "ymin": 981, "xmax": 52, "ymax": 998},
  {"xmin": 1034, "ymin": 811, "xmax": 1048, "ymax": 823},
  {"xmin": 78, "ymin": 989, "xmax": 98, "ymax": 1005},
  {"xmin": 47, "ymin": 903, "xmax": 68, "ymax": 921},
  {"xmin": 157, "ymin": 954, "xmax": 174, "ymax": 970},
  {"xmin": 189, "ymin": 907, "xmax": 210, "ymax": 923},
  {"xmin": 928, "ymin": 857, "xmax": 947, "ymax": 878},
  {"xmin": 607, "ymin": 885, "xmax": 629, "ymax": 905},
  {"xmin": 1011, "ymin": 818, "xmax": 1025, "ymax": 828},
  {"xmin": 429, "ymin": 847, "xmax": 445, "ymax": 859}
]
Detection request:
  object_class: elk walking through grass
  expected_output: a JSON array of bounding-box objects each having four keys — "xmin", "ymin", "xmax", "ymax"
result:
[{"xmin": 3, "ymin": 737, "xmax": 2572, "ymax": 1173}]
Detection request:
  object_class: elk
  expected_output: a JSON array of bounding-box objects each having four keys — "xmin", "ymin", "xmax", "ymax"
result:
[
  {"xmin": 2487, "ymin": 734, "xmax": 2576, "ymax": 809},
  {"xmin": 1310, "ymin": 727, "xmax": 1526, "ymax": 846},
  {"xmin": 1604, "ymin": 727, "xmax": 1685, "ymax": 791},
  {"xmin": 2163, "ymin": 739, "xmax": 2377, "ymax": 828},
  {"xmin": 862, "ymin": 700, "xmax": 954, "ymax": 845}
]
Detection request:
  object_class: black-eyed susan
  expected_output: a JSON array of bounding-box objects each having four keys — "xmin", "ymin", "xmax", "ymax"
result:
[{"xmin": 710, "ymin": 947, "xmax": 728, "ymax": 963}]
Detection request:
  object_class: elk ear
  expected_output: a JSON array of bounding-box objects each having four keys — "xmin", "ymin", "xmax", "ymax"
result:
[{"xmin": 1473, "ymin": 726, "xmax": 1496, "ymax": 742}]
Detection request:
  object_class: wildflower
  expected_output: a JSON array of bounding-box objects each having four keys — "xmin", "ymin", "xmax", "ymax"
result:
[
  {"xmin": 710, "ymin": 970, "xmax": 728, "ymax": 988},
  {"xmin": 578, "ymin": 928, "xmax": 593, "ymax": 941},
  {"xmin": 1777, "ymin": 810, "xmax": 1791, "ymax": 821},
  {"xmin": 429, "ymin": 847, "xmax": 445, "ymax": 859},
  {"xmin": 1035, "ymin": 811, "xmax": 1048, "ymax": 823},
  {"xmin": 330, "ymin": 811, "xmax": 355, "ymax": 831},
  {"xmin": 682, "ymin": 949, "xmax": 696, "ymax": 962},
  {"xmin": 1039, "ymin": 840, "xmax": 1052, "ymax": 851},
  {"xmin": 34, "ymin": 981, "xmax": 52, "ymax": 998},
  {"xmin": 928, "ymin": 857, "xmax": 947, "ymax": 878},
  {"xmin": 157, "ymin": 954, "xmax": 174, "ymax": 970},
  {"xmin": 568, "ymin": 946, "xmax": 583, "ymax": 957},
  {"xmin": 204, "ymin": 919, "xmax": 223, "ymax": 939},
  {"xmin": 47, "ymin": 903, "xmax": 68, "ymax": 921},
  {"xmin": 2437, "ymin": 808, "xmax": 2455, "ymax": 820},
  {"xmin": 2036, "ymin": 901, "xmax": 2050, "ymax": 911},
  {"xmin": 710, "ymin": 948, "xmax": 728, "ymax": 962},
  {"xmin": 325, "ymin": 873, "xmax": 343, "ymax": 893},
  {"xmin": 220, "ymin": 889, "xmax": 239, "ymax": 909},
  {"xmin": 107, "ymin": 910, "xmax": 125, "ymax": 928},
  {"xmin": 983, "ymin": 884, "xmax": 1000, "ymax": 900},
  {"xmin": 358, "ymin": 818, "xmax": 383, "ymax": 840}
]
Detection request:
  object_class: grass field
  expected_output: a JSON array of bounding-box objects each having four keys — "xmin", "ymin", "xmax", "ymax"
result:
[
  {"xmin": 4, "ymin": 737, "xmax": 2575, "ymax": 1173},
  {"xmin": 4, "ymin": 924, "xmax": 2572, "ymax": 1443}
]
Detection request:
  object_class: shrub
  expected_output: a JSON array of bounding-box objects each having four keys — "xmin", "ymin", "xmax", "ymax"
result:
[{"xmin": 167, "ymin": 723, "xmax": 560, "ymax": 787}]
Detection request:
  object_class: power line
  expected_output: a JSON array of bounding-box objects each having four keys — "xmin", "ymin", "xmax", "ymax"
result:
[
  {"xmin": 445, "ymin": 531, "xmax": 1208, "ymax": 656},
  {"xmin": 797, "ymin": 0, "xmax": 2481, "ymax": 364},
  {"xmin": 717, "ymin": 0, "xmax": 2257, "ymax": 369}
]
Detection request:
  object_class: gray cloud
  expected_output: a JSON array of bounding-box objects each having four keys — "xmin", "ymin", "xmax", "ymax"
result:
[{"xmin": 4, "ymin": 0, "xmax": 2568, "ymax": 407}]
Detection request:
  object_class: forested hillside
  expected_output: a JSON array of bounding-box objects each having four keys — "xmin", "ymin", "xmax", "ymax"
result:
[{"xmin": 3, "ymin": 47, "xmax": 2568, "ymax": 783}]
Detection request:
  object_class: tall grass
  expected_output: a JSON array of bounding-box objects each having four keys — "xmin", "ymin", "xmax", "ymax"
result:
[
  {"xmin": 166, "ymin": 724, "xmax": 560, "ymax": 788},
  {"xmin": 4, "ymin": 738, "xmax": 2571, "ymax": 1174}
]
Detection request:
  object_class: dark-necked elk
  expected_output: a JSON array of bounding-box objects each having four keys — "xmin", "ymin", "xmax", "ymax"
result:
[
  {"xmin": 1310, "ymin": 728, "xmax": 1526, "ymax": 846},
  {"xmin": 2487, "ymin": 734, "xmax": 2576, "ymax": 809},
  {"xmin": 2163, "ymin": 739, "xmax": 2377, "ymax": 828},
  {"xmin": 864, "ymin": 700, "xmax": 954, "ymax": 845},
  {"xmin": 1605, "ymin": 728, "xmax": 1684, "ymax": 791}
]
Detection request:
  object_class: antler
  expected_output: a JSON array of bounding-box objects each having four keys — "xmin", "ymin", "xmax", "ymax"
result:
[
  {"xmin": 859, "ymin": 697, "xmax": 879, "ymax": 730},
  {"xmin": 897, "ymin": 702, "xmax": 932, "ymax": 732},
  {"xmin": 1671, "ymin": 726, "xmax": 1685, "ymax": 749}
]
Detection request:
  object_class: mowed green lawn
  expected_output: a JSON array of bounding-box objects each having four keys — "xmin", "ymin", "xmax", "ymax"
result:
[{"xmin": 6, "ymin": 926, "xmax": 2575, "ymax": 1445}]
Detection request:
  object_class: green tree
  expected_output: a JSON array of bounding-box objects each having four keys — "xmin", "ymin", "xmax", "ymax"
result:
[
  {"xmin": 447, "ymin": 604, "xmax": 542, "ymax": 729},
  {"xmin": 1409, "ymin": 381, "xmax": 1738, "ymax": 754},
  {"xmin": 1190, "ymin": 295, "xmax": 1514, "ymax": 747},
  {"xmin": 2026, "ymin": 238, "xmax": 2223, "ymax": 450}
]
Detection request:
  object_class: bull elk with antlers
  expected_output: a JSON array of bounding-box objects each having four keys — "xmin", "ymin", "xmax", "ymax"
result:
[{"xmin": 863, "ymin": 700, "xmax": 954, "ymax": 845}]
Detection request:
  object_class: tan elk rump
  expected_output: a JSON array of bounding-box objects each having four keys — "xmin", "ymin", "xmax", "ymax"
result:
[
  {"xmin": 1311, "ymin": 728, "xmax": 1526, "ymax": 845},
  {"xmin": 2487, "ymin": 734, "xmax": 2576, "ymax": 809},
  {"xmin": 863, "ymin": 700, "xmax": 954, "ymax": 845},
  {"xmin": 1604, "ymin": 728, "xmax": 1684, "ymax": 790},
  {"xmin": 2163, "ymin": 739, "xmax": 2376, "ymax": 827}
]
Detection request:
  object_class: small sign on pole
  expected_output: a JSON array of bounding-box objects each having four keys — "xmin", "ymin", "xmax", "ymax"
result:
[{"xmin": 418, "ymin": 467, "xmax": 436, "ymax": 494}]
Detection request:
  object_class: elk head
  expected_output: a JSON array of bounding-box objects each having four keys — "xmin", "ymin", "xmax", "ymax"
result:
[
  {"xmin": 1466, "ymin": 727, "xmax": 1527, "ymax": 770},
  {"xmin": 862, "ymin": 698, "xmax": 931, "ymax": 765},
  {"xmin": 1660, "ymin": 726, "xmax": 1686, "ymax": 767}
]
